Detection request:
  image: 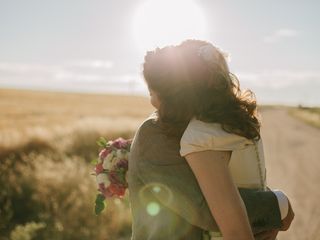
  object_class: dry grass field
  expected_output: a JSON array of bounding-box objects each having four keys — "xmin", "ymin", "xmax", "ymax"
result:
[
  {"xmin": 0, "ymin": 88, "xmax": 154, "ymax": 240},
  {"xmin": 0, "ymin": 88, "xmax": 153, "ymax": 150},
  {"xmin": 1, "ymin": 88, "xmax": 319, "ymax": 240}
]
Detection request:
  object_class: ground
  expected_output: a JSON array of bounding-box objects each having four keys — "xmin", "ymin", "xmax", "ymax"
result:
[{"xmin": 261, "ymin": 107, "xmax": 320, "ymax": 240}]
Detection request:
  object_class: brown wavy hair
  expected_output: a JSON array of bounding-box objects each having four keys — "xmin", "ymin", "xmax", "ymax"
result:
[{"xmin": 143, "ymin": 39, "xmax": 260, "ymax": 140}]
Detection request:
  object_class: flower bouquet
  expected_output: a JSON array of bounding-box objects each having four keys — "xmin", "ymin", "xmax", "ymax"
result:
[{"xmin": 91, "ymin": 137, "xmax": 131, "ymax": 215}]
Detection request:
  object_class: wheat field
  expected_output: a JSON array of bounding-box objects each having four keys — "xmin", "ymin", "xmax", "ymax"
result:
[{"xmin": 0, "ymin": 88, "xmax": 319, "ymax": 240}]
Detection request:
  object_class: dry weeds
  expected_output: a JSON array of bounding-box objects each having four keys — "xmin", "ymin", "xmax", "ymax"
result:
[{"xmin": 0, "ymin": 88, "xmax": 153, "ymax": 240}]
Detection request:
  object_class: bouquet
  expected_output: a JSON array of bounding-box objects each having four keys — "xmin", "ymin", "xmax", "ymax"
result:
[{"xmin": 91, "ymin": 137, "xmax": 131, "ymax": 215}]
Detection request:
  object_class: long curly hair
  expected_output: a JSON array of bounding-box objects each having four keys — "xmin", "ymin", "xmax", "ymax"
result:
[{"xmin": 143, "ymin": 39, "xmax": 260, "ymax": 140}]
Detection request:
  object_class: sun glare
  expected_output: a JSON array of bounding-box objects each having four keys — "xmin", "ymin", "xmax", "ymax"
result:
[{"xmin": 132, "ymin": 0, "xmax": 207, "ymax": 52}]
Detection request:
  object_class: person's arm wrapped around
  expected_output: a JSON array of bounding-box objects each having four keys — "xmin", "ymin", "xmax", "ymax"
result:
[{"xmin": 129, "ymin": 118, "xmax": 282, "ymax": 234}]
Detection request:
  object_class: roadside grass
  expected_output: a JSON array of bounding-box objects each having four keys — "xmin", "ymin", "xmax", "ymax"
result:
[{"xmin": 289, "ymin": 106, "xmax": 320, "ymax": 128}]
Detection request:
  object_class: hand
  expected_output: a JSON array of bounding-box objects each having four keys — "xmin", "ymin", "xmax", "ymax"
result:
[
  {"xmin": 254, "ymin": 229, "xmax": 279, "ymax": 240},
  {"xmin": 280, "ymin": 199, "xmax": 295, "ymax": 231}
]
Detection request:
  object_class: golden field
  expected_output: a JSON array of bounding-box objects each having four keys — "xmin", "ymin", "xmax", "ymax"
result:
[
  {"xmin": 0, "ymin": 88, "xmax": 153, "ymax": 240},
  {"xmin": 0, "ymin": 88, "xmax": 319, "ymax": 240}
]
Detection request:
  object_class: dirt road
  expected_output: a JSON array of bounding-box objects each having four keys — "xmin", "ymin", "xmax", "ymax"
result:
[{"xmin": 261, "ymin": 107, "xmax": 320, "ymax": 240}]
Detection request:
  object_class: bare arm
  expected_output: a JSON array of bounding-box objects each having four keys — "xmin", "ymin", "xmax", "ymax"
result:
[{"xmin": 185, "ymin": 150, "xmax": 254, "ymax": 240}]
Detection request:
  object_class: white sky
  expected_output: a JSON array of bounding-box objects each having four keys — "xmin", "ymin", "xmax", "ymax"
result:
[{"xmin": 0, "ymin": 0, "xmax": 319, "ymax": 105}]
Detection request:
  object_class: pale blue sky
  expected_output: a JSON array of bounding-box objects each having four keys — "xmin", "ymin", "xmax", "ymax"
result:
[{"xmin": 0, "ymin": 0, "xmax": 319, "ymax": 105}]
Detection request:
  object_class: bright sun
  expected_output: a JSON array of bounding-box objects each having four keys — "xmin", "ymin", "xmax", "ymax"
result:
[{"xmin": 132, "ymin": 0, "xmax": 207, "ymax": 52}]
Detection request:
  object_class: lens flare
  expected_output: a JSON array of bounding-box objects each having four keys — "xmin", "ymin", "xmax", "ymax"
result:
[
  {"xmin": 152, "ymin": 185, "xmax": 161, "ymax": 193},
  {"xmin": 139, "ymin": 182, "xmax": 173, "ymax": 205},
  {"xmin": 146, "ymin": 201, "xmax": 161, "ymax": 216},
  {"xmin": 138, "ymin": 182, "xmax": 197, "ymax": 237}
]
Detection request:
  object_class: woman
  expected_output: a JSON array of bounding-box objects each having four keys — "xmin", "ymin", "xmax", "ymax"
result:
[{"xmin": 141, "ymin": 39, "xmax": 294, "ymax": 239}]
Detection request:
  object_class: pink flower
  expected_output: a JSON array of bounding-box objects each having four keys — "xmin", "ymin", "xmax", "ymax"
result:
[
  {"xmin": 99, "ymin": 148, "xmax": 110, "ymax": 160},
  {"xmin": 111, "ymin": 138, "xmax": 130, "ymax": 149},
  {"xmin": 102, "ymin": 187, "xmax": 114, "ymax": 198},
  {"xmin": 116, "ymin": 159, "xmax": 128, "ymax": 170},
  {"xmin": 109, "ymin": 183, "xmax": 126, "ymax": 197},
  {"xmin": 108, "ymin": 170, "xmax": 120, "ymax": 184},
  {"xmin": 95, "ymin": 163, "xmax": 104, "ymax": 174},
  {"xmin": 98, "ymin": 183, "xmax": 106, "ymax": 192}
]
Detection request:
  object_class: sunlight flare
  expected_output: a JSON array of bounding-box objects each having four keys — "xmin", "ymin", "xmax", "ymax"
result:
[{"xmin": 132, "ymin": 0, "xmax": 207, "ymax": 51}]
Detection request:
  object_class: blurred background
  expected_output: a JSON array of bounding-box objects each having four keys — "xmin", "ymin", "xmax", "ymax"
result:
[{"xmin": 0, "ymin": 0, "xmax": 319, "ymax": 239}]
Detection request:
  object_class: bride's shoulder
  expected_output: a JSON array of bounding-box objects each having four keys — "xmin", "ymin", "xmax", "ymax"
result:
[{"xmin": 134, "ymin": 112, "xmax": 160, "ymax": 138}]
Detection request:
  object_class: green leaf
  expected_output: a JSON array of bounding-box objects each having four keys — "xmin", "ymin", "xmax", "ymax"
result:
[
  {"xmin": 94, "ymin": 194, "xmax": 106, "ymax": 215},
  {"xmin": 95, "ymin": 202, "xmax": 105, "ymax": 215},
  {"xmin": 96, "ymin": 193, "xmax": 105, "ymax": 203},
  {"xmin": 91, "ymin": 158, "xmax": 99, "ymax": 165},
  {"xmin": 119, "ymin": 175, "xmax": 126, "ymax": 184},
  {"xmin": 96, "ymin": 137, "xmax": 107, "ymax": 147}
]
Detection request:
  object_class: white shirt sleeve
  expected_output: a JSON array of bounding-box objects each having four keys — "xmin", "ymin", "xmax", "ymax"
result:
[{"xmin": 272, "ymin": 189, "xmax": 289, "ymax": 220}]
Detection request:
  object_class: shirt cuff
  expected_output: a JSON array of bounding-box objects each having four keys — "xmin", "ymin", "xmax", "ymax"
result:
[{"xmin": 272, "ymin": 189, "xmax": 289, "ymax": 220}]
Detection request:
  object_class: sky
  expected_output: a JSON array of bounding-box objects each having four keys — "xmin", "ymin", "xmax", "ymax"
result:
[{"xmin": 0, "ymin": 0, "xmax": 319, "ymax": 106}]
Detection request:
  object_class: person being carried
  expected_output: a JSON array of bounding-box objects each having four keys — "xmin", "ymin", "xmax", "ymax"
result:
[{"xmin": 128, "ymin": 39, "xmax": 294, "ymax": 240}]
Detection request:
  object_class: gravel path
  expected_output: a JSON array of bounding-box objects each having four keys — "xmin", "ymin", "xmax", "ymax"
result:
[{"xmin": 261, "ymin": 107, "xmax": 320, "ymax": 240}]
